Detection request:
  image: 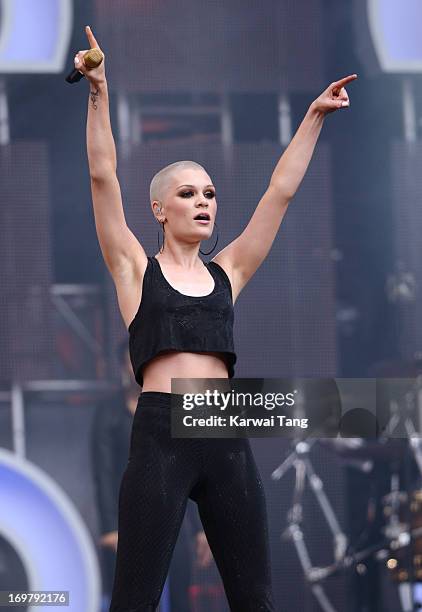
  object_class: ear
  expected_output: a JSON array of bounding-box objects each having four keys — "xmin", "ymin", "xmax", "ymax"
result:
[{"xmin": 151, "ymin": 200, "xmax": 161, "ymax": 220}]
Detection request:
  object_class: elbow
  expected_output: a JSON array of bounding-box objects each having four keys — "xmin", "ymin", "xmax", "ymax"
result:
[
  {"xmin": 269, "ymin": 182, "xmax": 293, "ymax": 206},
  {"xmin": 89, "ymin": 165, "xmax": 116, "ymax": 183}
]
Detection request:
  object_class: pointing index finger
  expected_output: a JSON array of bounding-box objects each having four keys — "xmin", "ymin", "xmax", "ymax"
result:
[
  {"xmin": 85, "ymin": 25, "xmax": 99, "ymax": 49},
  {"xmin": 333, "ymin": 74, "xmax": 358, "ymax": 90}
]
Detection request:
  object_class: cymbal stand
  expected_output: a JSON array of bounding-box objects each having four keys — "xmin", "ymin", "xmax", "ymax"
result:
[
  {"xmin": 379, "ymin": 385, "xmax": 422, "ymax": 611},
  {"xmin": 272, "ymin": 439, "xmax": 348, "ymax": 612}
]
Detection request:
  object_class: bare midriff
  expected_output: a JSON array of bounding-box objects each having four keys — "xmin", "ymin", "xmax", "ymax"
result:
[{"xmin": 141, "ymin": 350, "xmax": 230, "ymax": 393}]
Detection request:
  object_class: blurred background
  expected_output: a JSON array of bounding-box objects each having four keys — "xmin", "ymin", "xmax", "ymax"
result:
[{"xmin": 1, "ymin": 0, "xmax": 422, "ymax": 610}]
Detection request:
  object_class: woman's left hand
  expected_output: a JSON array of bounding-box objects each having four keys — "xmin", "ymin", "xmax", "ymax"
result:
[{"xmin": 312, "ymin": 74, "xmax": 358, "ymax": 115}]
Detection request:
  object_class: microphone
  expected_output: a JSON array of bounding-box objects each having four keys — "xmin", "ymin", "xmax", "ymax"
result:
[{"xmin": 65, "ymin": 48, "xmax": 104, "ymax": 84}]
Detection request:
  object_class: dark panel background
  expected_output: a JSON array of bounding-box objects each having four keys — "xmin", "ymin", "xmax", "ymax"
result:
[
  {"xmin": 95, "ymin": 0, "xmax": 324, "ymax": 93},
  {"xmin": 0, "ymin": 0, "xmax": 415, "ymax": 610},
  {"xmin": 0, "ymin": 143, "xmax": 54, "ymax": 381}
]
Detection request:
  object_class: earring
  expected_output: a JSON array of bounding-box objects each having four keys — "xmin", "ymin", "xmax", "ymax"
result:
[
  {"xmin": 156, "ymin": 203, "xmax": 165, "ymax": 253},
  {"xmin": 157, "ymin": 219, "xmax": 219, "ymax": 256},
  {"xmin": 199, "ymin": 220, "xmax": 219, "ymax": 256},
  {"xmin": 157, "ymin": 220, "xmax": 165, "ymax": 254}
]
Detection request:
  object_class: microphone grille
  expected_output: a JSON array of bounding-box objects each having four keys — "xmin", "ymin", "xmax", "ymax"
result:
[{"xmin": 84, "ymin": 48, "xmax": 104, "ymax": 69}]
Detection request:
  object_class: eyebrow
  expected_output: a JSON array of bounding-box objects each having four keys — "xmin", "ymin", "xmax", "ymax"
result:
[{"xmin": 176, "ymin": 184, "xmax": 215, "ymax": 189}]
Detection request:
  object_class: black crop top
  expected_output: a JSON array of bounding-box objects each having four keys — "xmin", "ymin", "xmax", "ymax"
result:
[{"xmin": 128, "ymin": 256, "xmax": 237, "ymax": 386}]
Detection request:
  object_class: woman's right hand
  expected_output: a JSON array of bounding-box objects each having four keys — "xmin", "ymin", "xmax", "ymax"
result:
[{"xmin": 74, "ymin": 26, "xmax": 106, "ymax": 86}]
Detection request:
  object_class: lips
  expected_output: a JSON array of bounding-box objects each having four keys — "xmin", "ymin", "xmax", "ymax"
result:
[{"xmin": 193, "ymin": 213, "xmax": 210, "ymax": 221}]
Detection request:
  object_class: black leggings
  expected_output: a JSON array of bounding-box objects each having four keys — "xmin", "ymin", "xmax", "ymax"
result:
[{"xmin": 109, "ymin": 391, "xmax": 276, "ymax": 612}]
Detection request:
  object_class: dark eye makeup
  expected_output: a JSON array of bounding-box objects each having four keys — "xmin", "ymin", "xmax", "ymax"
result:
[{"xmin": 180, "ymin": 190, "xmax": 215, "ymax": 198}]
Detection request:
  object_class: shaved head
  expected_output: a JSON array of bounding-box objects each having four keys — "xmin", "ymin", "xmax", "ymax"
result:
[{"xmin": 149, "ymin": 160, "xmax": 209, "ymax": 204}]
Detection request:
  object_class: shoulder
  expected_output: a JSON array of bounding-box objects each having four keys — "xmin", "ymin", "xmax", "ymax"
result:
[
  {"xmin": 209, "ymin": 253, "xmax": 240, "ymax": 304},
  {"xmin": 208, "ymin": 256, "xmax": 230, "ymax": 281}
]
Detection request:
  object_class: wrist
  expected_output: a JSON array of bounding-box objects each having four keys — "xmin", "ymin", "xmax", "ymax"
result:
[
  {"xmin": 88, "ymin": 77, "xmax": 107, "ymax": 91},
  {"xmin": 308, "ymin": 100, "xmax": 326, "ymax": 120}
]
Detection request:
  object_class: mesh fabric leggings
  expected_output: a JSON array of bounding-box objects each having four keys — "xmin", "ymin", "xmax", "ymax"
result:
[{"xmin": 109, "ymin": 391, "xmax": 276, "ymax": 612}]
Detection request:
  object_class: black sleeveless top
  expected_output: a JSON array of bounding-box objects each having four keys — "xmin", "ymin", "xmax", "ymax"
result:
[{"xmin": 128, "ymin": 256, "xmax": 236, "ymax": 386}]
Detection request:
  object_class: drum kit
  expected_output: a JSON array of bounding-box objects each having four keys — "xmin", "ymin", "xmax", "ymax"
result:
[{"xmin": 272, "ymin": 363, "xmax": 422, "ymax": 612}]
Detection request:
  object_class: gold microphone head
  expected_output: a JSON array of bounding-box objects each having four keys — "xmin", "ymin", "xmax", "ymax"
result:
[{"xmin": 84, "ymin": 48, "xmax": 104, "ymax": 69}]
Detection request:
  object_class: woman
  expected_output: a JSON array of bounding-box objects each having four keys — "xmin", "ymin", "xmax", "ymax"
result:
[{"xmin": 75, "ymin": 25, "xmax": 356, "ymax": 612}]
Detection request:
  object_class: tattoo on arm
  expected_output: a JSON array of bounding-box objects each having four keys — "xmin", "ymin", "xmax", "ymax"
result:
[{"xmin": 90, "ymin": 88, "xmax": 100, "ymax": 110}]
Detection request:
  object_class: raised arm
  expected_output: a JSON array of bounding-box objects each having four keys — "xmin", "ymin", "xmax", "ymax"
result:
[
  {"xmin": 74, "ymin": 26, "xmax": 147, "ymax": 279},
  {"xmin": 212, "ymin": 74, "xmax": 357, "ymax": 303}
]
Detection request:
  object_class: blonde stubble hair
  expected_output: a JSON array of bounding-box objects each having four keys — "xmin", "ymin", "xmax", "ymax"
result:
[{"xmin": 149, "ymin": 160, "xmax": 209, "ymax": 207}]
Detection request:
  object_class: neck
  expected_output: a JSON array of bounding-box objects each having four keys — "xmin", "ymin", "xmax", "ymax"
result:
[{"xmin": 156, "ymin": 243, "xmax": 202, "ymax": 268}]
